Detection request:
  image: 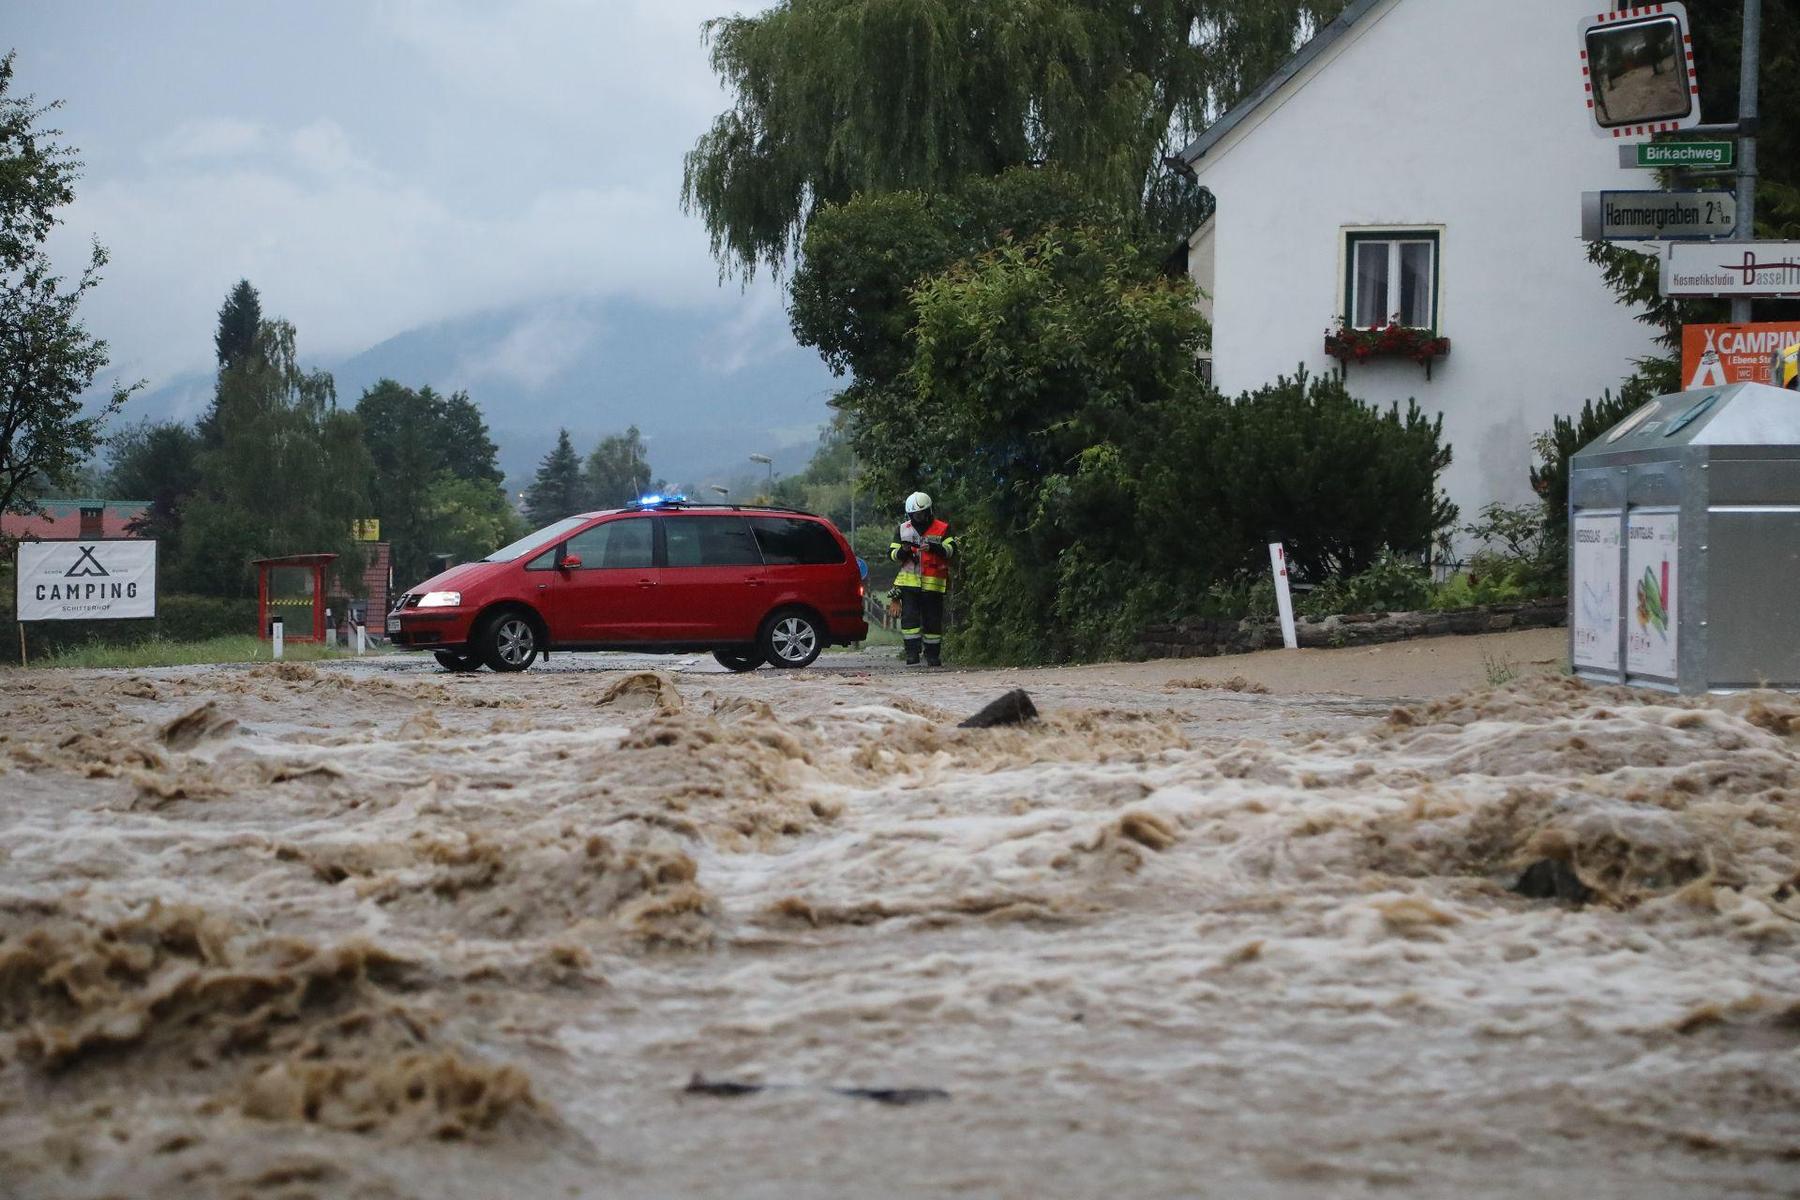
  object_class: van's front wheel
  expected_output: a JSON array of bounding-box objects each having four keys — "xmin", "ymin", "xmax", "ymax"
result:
[
  {"xmin": 477, "ymin": 610, "xmax": 539, "ymax": 672},
  {"xmin": 759, "ymin": 609, "xmax": 822, "ymax": 669}
]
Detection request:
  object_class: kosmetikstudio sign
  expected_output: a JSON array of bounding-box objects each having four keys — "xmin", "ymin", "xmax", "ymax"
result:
[
  {"xmin": 1661, "ymin": 242, "xmax": 1800, "ymax": 297},
  {"xmin": 15, "ymin": 540, "xmax": 157, "ymax": 621}
]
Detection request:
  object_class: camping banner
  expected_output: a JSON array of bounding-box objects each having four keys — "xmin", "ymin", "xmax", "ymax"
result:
[
  {"xmin": 1680, "ymin": 322, "xmax": 1800, "ymax": 389},
  {"xmin": 14, "ymin": 540, "xmax": 157, "ymax": 621}
]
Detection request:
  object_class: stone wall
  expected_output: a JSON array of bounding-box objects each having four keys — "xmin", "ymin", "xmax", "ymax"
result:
[{"xmin": 1137, "ymin": 598, "xmax": 1566, "ymax": 660}]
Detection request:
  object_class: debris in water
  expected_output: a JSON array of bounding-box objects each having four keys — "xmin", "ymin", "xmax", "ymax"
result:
[
  {"xmin": 1117, "ymin": 810, "xmax": 1179, "ymax": 851},
  {"xmin": 684, "ymin": 1073, "xmax": 949, "ymax": 1106},
  {"xmin": 1170, "ymin": 674, "xmax": 1271, "ymax": 695},
  {"xmin": 159, "ymin": 700, "xmax": 238, "ymax": 750},
  {"xmin": 1512, "ymin": 858, "xmax": 1595, "ymax": 906},
  {"xmin": 958, "ymin": 689, "xmax": 1039, "ymax": 729},
  {"xmin": 597, "ymin": 671, "xmax": 685, "ymax": 715}
]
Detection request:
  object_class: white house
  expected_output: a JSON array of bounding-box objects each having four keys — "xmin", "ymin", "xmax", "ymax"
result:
[{"xmin": 1173, "ymin": 0, "xmax": 1662, "ymax": 533}]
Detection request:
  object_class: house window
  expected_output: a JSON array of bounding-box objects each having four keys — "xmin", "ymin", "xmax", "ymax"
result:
[{"xmin": 1345, "ymin": 231, "xmax": 1439, "ymax": 330}]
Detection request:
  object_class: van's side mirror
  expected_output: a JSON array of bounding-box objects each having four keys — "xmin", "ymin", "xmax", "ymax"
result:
[{"xmin": 559, "ymin": 554, "xmax": 583, "ymax": 571}]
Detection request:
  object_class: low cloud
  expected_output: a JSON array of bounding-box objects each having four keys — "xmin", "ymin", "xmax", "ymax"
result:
[
  {"xmin": 451, "ymin": 306, "xmax": 599, "ymax": 390},
  {"xmin": 142, "ymin": 117, "xmax": 267, "ymax": 165},
  {"xmin": 40, "ymin": 0, "xmax": 785, "ymax": 389}
]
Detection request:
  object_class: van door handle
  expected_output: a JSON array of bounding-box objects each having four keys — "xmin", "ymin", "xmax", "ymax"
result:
[{"xmin": 638, "ymin": 579, "xmax": 655, "ymax": 588}]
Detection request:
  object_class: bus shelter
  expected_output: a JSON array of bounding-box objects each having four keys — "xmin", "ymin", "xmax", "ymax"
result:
[{"xmin": 253, "ymin": 554, "xmax": 338, "ymax": 643}]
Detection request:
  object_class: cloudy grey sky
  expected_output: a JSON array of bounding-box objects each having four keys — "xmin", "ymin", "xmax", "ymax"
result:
[{"xmin": 12, "ymin": 0, "xmax": 789, "ymax": 389}]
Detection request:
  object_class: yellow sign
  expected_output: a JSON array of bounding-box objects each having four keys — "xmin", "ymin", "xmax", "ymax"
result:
[{"xmin": 351, "ymin": 519, "xmax": 381, "ymax": 542}]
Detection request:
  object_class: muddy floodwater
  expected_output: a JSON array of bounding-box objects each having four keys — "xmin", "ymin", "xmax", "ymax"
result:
[{"xmin": 1, "ymin": 644, "xmax": 1796, "ymax": 1199}]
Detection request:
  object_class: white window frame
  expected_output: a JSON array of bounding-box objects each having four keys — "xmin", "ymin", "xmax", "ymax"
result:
[{"xmin": 1340, "ymin": 226, "xmax": 1444, "ymax": 332}]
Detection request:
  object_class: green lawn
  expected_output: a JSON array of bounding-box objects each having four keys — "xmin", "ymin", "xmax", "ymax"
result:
[{"xmin": 23, "ymin": 635, "xmax": 380, "ymax": 670}]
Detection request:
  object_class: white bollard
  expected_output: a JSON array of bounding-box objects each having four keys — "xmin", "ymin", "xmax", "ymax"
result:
[
  {"xmin": 1268, "ymin": 543, "xmax": 1298, "ymax": 651},
  {"xmin": 271, "ymin": 617, "xmax": 285, "ymax": 659},
  {"xmin": 355, "ymin": 624, "xmax": 366, "ymax": 655}
]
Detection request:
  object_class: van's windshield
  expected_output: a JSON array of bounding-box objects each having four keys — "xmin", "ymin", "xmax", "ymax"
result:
[{"xmin": 482, "ymin": 515, "xmax": 590, "ymax": 563}]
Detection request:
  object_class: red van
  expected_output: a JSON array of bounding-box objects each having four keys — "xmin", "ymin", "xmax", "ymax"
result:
[{"xmin": 388, "ymin": 500, "xmax": 868, "ymax": 672}]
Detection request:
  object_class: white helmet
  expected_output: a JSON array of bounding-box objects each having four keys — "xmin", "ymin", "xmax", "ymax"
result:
[{"xmin": 905, "ymin": 491, "xmax": 932, "ymax": 514}]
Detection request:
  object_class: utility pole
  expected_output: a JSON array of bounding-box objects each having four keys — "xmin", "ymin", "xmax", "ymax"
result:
[{"xmin": 1731, "ymin": 0, "xmax": 1762, "ymax": 323}]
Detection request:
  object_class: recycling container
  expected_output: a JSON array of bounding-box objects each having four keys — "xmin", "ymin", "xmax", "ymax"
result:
[{"xmin": 1568, "ymin": 381, "xmax": 1800, "ymax": 694}]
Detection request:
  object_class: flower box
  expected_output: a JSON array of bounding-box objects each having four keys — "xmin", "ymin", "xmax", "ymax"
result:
[{"xmin": 1324, "ymin": 319, "xmax": 1450, "ymax": 379}]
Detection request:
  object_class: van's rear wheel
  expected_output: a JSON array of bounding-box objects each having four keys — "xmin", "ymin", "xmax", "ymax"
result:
[
  {"xmin": 477, "ymin": 610, "xmax": 539, "ymax": 672},
  {"xmin": 434, "ymin": 650, "xmax": 482, "ymax": 673},
  {"xmin": 712, "ymin": 649, "xmax": 763, "ymax": 673},
  {"xmin": 759, "ymin": 609, "xmax": 822, "ymax": 669}
]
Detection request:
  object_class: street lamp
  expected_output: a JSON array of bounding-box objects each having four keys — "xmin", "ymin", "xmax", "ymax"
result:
[{"xmin": 748, "ymin": 453, "xmax": 773, "ymax": 493}]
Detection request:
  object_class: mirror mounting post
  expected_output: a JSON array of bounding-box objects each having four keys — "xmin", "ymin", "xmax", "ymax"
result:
[{"xmin": 1731, "ymin": 0, "xmax": 1762, "ymax": 324}]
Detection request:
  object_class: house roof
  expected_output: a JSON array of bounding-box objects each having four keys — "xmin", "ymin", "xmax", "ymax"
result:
[
  {"xmin": 1171, "ymin": 0, "xmax": 1386, "ymax": 169},
  {"xmin": 0, "ymin": 500, "xmax": 151, "ymax": 541}
]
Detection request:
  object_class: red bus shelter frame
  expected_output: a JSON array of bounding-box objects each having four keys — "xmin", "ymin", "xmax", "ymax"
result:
[{"xmin": 253, "ymin": 553, "xmax": 338, "ymax": 643}]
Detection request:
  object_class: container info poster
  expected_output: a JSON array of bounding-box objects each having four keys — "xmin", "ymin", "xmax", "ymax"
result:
[
  {"xmin": 14, "ymin": 540, "xmax": 157, "ymax": 621},
  {"xmin": 1626, "ymin": 512, "xmax": 1678, "ymax": 679},
  {"xmin": 1571, "ymin": 513, "xmax": 1622, "ymax": 672}
]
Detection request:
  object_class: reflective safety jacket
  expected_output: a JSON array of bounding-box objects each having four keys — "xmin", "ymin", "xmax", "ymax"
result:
[{"xmin": 890, "ymin": 518, "xmax": 956, "ymax": 592}]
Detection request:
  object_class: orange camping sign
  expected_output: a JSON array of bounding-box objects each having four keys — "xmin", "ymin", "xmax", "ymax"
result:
[{"xmin": 1680, "ymin": 322, "xmax": 1800, "ymax": 388}]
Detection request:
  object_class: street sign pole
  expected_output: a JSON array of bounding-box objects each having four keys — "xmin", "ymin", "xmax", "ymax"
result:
[{"xmin": 1732, "ymin": 0, "xmax": 1762, "ymax": 323}]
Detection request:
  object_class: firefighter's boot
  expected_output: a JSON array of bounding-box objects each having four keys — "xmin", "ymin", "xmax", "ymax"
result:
[
  {"xmin": 904, "ymin": 637, "xmax": 922, "ymax": 666},
  {"xmin": 923, "ymin": 641, "xmax": 942, "ymax": 668}
]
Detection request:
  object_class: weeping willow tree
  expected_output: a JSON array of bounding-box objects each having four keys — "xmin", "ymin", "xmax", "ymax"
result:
[{"xmin": 682, "ymin": 0, "xmax": 1346, "ymax": 278}]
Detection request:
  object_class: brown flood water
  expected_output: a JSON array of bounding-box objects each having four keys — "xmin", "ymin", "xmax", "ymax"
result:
[{"xmin": 1, "ymin": 641, "xmax": 1796, "ymax": 1199}]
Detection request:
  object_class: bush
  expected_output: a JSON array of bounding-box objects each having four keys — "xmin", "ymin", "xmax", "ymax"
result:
[
  {"xmin": 1296, "ymin": 550, "xmax": 1433, "ymax": 617},
  {"xmin": 1529, "ymin": 377, "xmax": 1653, "ymax": 585},
  {"xmin": 1137, "ymin": 368, "xmax": 1457, "ymax": 586}
]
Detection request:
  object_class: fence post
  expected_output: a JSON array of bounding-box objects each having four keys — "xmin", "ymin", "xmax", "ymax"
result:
[
  {"xmin": 1268, "ymin": 543, "xmax": 1299, "ymax": 651},
  {"xmin": 271, "ymin": 617, "xmax": 284, "ymax": 659},
  {"xmin": 355, "ymin": 623, "xmax": 366, "ymax": 655}
]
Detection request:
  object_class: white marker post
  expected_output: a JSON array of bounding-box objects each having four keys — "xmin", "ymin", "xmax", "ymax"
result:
[
  {"xmin": 1268, "ymin": 543, "xmax": 1299, "ymax": 650},
  {"xmin": 271, "ymin": 617, "xmax": 284, "ymax": 660},
  {"xmin": 355, "ymin": 623, "xmax": 366, "ymax": 655}
]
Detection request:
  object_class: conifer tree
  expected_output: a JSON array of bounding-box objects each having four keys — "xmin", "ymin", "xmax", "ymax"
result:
[{"xmin": 524, "ymin": 429, "xmax": 585, "ymax": 526}]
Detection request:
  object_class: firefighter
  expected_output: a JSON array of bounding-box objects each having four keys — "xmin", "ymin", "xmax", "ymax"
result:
[{"xmin": 890, "ymin": 491, "xmax": 957, "ymax": 666}]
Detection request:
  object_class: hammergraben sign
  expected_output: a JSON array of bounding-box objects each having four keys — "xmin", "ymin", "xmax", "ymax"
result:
[
  {"xmin": 1582, "ymin": 190, "xmax": 1735, "ymax": 241},
  {"xmin": 1662, "ymin": 242, "xmax": 1800, "ymax": 297}
]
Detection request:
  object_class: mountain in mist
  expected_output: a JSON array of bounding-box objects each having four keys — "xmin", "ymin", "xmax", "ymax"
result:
[{"xmin": 126, "ymin": 295, "xmax": 840, "ymax": 491}]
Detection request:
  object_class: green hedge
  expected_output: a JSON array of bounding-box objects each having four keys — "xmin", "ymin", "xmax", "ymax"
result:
[{"xmin": 0, "ymin": 568, "xmax": 258, "ymax": 665}]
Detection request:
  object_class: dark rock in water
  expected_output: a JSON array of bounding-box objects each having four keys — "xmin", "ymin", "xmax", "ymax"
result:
[
  {"xmin": 685, "ymin": 1074, "xmax": 948, "ymax": 1105},
  {"xmin": 830, "ymin": 1086, "xmax": 949, "ymax": 1106},
  {"xmin": 686, "ymin": 1073, "xmax": 764, "ymax": 1097},
  {"xmin": 1512, "ymin": 859, "xmax": 1593, "ymax": 905},
  {"xmin": 959, "ymin": 689, "xmax": 1039, "ymax": 729}
]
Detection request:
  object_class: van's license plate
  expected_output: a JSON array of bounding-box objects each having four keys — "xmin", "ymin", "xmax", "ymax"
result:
[{"xmin": 386, "ymin": 616, "xmax": 400, "ymax": 633}]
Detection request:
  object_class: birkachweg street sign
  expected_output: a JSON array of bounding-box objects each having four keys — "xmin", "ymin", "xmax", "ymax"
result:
[{"xmin": 1620, "ymin": 140, "xmax": 1733, "ymax": 169}]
